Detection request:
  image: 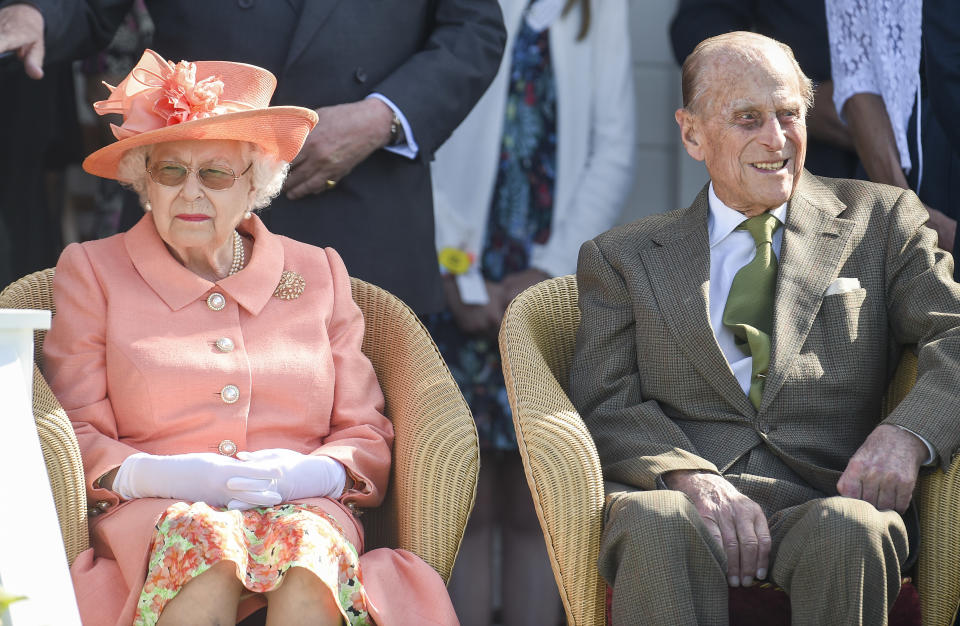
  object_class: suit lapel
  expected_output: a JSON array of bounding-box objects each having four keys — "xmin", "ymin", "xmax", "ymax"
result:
[
  {"xmin": 760, "ymin": 172, "xmax": 855, "ymax": 411},
  {"xmin": 640, "ymin": 188, "xmax": 758, "ymax": 417},
  {"xmin": 282, "ymin": 1, "xmax": 343, "ymax": 71}
]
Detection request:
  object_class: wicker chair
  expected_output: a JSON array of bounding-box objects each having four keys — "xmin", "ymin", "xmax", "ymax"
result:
[
  {"xmin": 0, "ymin": 268, "xmax": 479, "ymax": 584},
  {"xmin": 499, "ymin": 274, "xmax": 960, "ymax": 626}
]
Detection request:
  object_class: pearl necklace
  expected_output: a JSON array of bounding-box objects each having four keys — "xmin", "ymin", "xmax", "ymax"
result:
[{"xmin": 228, "ymin": 230, "xmax": 245, "ymax": 276}]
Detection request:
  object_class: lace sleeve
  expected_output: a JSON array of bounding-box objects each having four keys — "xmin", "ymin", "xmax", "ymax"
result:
[{"xmin": 825, "ymin": 0, "xmax": 922, "ymax": 172}]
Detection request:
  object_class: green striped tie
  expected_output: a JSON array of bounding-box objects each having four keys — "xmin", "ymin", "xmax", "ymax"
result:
[{"xmin": 722, "ymin": 213, "xmax": 781, "ymax": 409}]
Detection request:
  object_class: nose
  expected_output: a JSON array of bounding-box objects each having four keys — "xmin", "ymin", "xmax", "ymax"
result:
[
  {"xmin": 178, "ymin": 168, "xmax": 204, "ymax": 200},
  {"xmin": 758, "ymin": 115, "xmax": 787, "ymax": 151}
]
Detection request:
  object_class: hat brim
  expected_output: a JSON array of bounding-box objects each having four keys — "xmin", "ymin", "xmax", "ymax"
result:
[{"xmin": 82, "ymin": 106, "xmax": 318, "ymax": 181}]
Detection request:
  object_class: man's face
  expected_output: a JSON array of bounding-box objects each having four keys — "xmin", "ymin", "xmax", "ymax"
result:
[{"xmin": 677, "ymin": 49, "xmax": 807, "ymax": 216}]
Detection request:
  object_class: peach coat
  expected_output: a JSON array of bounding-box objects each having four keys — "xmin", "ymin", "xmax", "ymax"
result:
[{"xmin": 44, "ymin": 214, "xmax": 458, "ymax": 625}]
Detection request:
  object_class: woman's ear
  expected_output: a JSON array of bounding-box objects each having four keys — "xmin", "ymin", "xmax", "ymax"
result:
[{"xmin": 675, "ymin": 108, "xmax": 705, "ymax": 162}]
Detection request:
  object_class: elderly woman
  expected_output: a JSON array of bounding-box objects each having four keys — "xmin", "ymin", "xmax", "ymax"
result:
[{"xmin": 43, "ymin": 50, "xmax": 456, "ymax": 626}]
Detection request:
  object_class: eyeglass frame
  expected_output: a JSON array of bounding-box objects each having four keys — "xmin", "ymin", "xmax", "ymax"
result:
[{"xmin": 145, "ymin": 159, "xmax": 253, "ymax": 190}]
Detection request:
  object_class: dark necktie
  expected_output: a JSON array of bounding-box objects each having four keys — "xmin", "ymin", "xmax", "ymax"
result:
[{"xmin": 721, "ymin": 213, "xmax": 781, "ymax": 408}]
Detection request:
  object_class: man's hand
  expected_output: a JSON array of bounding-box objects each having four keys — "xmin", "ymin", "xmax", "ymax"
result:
[
  {"xmin": 837, "ymin": 423, "xmax": 928, "ymax": 513},
  {"xmin": 283, "ymin": 98, "xmax": 394, "ymax": 200},
  {"xmin": 0, "ymin": 4, "xmax": 45, "ymax": 79},
  {"xmin": 663, "ymin": 470, "xmax": 771, "ymax": 587},
  {"xmin": 441, "ymin": 274, "xmax": 505, "ymax": 337},
  {"xmin": 925, "ymin": 204, "xmax": 957, "ymax": 252},
  {"xmin": 500, "ymin": 268, "xmax": 549, "ymax": 313}
]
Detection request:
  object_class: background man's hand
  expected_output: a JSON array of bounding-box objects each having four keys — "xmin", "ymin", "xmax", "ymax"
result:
[
  {"xmin": 283, "ymin": 98, "xmax": 394, "ymax": 200},
  {"xmin": 837, "ymin": 423, "xmax": 927, "ymax": 513},
  {"xmin": 663, "ymin": 470, "xmax": 771, "ymax": 587},
  {"xmin": 441, "ymin": 274, "xmax": 505, "ymax": 337},
  {"xmin": 0, "ymin": 4, "xmax": 45, "ymax": 79},
  {"xmin": 500, "ymin": 268, "xmax": 549, "ymax": 312}
]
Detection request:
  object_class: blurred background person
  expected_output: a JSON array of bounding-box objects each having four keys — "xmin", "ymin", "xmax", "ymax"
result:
[
  {"xmin": 427, "ymin": 0, "xmax": 636, "ymax": 623},
  {"xmin": 670, "ymin": 0, "xmax": 860, "ymax": 181},
  {"xmin": 826, "ymin": 0, "xmax": 960, "ymax": 268},
  {"xmin": 0, "ymin": 0, "xmax": 506, "ymax": 315}
]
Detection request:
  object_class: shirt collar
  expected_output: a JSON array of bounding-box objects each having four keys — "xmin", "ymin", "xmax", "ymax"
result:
[
  {"xmin": 707, "ymin": 182, "xmax": 788, "ymax": 248},
  {"xmin": 124, "ymin": 213, "xmax": 285, "ymax": 315}
]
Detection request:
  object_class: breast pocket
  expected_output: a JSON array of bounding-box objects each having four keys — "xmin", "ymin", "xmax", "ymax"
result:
[{"xmin": 819, "ymin": 287, "xmax": 867, "ymax": 342}]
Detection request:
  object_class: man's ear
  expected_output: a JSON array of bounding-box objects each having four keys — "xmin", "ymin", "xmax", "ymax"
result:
[{"xmin": 675, "ymin": 108, "xmax": 705, "ymax": 162}]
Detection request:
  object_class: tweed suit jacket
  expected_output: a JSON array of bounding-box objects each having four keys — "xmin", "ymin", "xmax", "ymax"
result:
[{"xmin": 570, "ymin": 172, "xmax": 960, "ymax": 502}]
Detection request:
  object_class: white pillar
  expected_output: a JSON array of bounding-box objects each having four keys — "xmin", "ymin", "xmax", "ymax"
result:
[{"xmin": 0, "ymin": 309, "xmax": 82, "ymax": 626}]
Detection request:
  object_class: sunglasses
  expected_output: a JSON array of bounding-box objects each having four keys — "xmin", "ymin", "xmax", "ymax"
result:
[{"xmin": 146, "ymin": 161, "xmax": 253, "ymax": 190}]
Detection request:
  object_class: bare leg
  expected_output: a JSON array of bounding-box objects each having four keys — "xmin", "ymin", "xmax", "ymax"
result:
[
  {"xmin": 500, "ymin": 453, "xmax": 563, "ymax": 626},
  {"xmin": 447, "ymin": 456, "xmax": 496, "ymax": 626},
  {"xmin": 157, "ymin": 560, "xmax": 244, "ymax": 626},
  {"xmin": 265, "ymin": 566, "xmax": 343, "ymax": 626}
]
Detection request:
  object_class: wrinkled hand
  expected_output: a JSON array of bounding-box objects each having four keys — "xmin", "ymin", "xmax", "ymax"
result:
[
  {"xmin": 0, "ymin": 4, "xmax": 45, "ymax": 79},
  {"xmin": 283, "ymin": 99, "xmax": 393, "ymax": 200},
  {"xmin": 236, "ymin": 449, "xmax": 346, "ymax": 501},
  {"xmin": 112, "ymin": 452, "xmax": 282, "ymax": 510},
  {"xmin": 837, "ymin": 424, "xmax": 927, "ymax": 513},
  {"xmin": 442, "ymin": 274, "xmax": 506, "ymax": 337},
  {"xmin": 500, "ymin": 268, "xmax": 550, "ymax": 312},
  {"xmin": 664, "ymin": 470, "xmax": 771, "ymax": 587}
]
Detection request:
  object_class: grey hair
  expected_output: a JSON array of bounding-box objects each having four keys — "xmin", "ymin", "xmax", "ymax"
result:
[
  {"xmin": 680, "ymin": 31, "xmax": 814, "ymax": 117},
  {"xmin": 115, "ymin": 141, "xmax": 289, "ymax": 211}
]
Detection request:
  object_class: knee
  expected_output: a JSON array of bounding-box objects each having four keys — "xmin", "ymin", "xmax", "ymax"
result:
[
  {"xmin": 602, "ymin": 490, "xmax": 702, "ymax": 559},
  {"xmin": 805, "ymin": 497, "xmax": 907, "ymax": 559}
]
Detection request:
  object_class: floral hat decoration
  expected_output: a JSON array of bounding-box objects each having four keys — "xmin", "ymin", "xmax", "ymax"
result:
[{"xmin": 82, "ymin": 49, "xmax": 318, "ymax": 181}]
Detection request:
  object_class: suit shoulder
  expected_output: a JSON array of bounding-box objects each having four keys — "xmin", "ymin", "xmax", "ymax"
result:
[
  {"xmin": 591, "ymin": 205, "xmax": 693, "ymax": 253},
  {"xmin": 811, "ymin": 174, "xmax": 914, "ymax": 209}
]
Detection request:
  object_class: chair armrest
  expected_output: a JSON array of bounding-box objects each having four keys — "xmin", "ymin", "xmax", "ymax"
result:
[
  {"xmin": 32, "ymin": 363, "xmax": 88, "ymax": 566},
  {"xmin": 350, "ymin": 278, "xmax": 478, "ymax": 584},
  {"xmin": 500, "ymin": 279, "xmax": 607, "ymax": 626},
  {"xmin": 917, "ymin": 455, "xmax": 960, "ymax": 626}
]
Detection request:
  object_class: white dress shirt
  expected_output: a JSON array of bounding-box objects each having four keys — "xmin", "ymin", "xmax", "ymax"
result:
[{"xmin": 707, "ymin": 183, "xmax": 787, "ymax": 396}]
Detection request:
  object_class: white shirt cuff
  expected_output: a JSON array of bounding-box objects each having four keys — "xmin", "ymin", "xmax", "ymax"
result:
[
  {"xmin": 893, "ymin": 424, "xmax": 936, "ymax": 466},
  {"xmin": 366, "ymin": 93, "xmax": 418, "ymax": 159}
]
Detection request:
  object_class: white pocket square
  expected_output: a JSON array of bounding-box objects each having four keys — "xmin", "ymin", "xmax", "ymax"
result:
[{"xmin": 825, "ymin": 277, "xmax": 861, "ymax": 296}]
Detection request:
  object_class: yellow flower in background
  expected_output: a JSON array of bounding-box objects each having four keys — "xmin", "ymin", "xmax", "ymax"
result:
[
  {"xmin": 438, "ymin": 247, "xmax": 474, "ymax": 275},
  {"xmin": 0, "ymin": 586, "xmax": 26, "ymax": 625}
]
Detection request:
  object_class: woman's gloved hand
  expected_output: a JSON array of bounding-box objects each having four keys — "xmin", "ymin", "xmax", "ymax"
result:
[
  {"xmin": 112, "ymin": 452, "xmax": 283, "ymax": 510},
  {"xmin": 236, "ymin": 449, "xmax": 346, "ymax": 501}
]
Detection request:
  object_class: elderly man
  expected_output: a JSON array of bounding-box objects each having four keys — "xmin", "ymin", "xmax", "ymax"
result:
[{"xmin": 570, "ymin": 31, "xmax": 960, "ymax": 624}]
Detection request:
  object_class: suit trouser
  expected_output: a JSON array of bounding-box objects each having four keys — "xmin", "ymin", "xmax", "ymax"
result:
[{"xmin": 599, "ymin": 486, "xmax": 908, "ymax": 625}]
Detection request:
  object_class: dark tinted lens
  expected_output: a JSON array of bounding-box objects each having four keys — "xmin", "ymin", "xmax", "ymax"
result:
[
  {"xmin": 198, "ymin": 167, "xmax": 236, "ymax": 190},
  {"xmin": 151, "ymin": 162, "xmax": 189, "ymax": 186}
]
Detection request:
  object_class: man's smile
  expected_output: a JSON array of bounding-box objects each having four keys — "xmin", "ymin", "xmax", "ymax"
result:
[{"xmin": 751, "ymin": 159, "xmax": 788, "ymax": 171}]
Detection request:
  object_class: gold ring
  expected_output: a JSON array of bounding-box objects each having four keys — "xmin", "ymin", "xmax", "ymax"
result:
[{"xmin": 325, "ymin": 179, "xmax": 337, "ymax": 190}]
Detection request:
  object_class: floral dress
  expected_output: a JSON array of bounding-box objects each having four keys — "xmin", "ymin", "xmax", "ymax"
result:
[
  {"xmin": 426, "ymin": 15, "xmax": 557, "ymax": 451},
  {"xmin": 134, "ymin": 502, "xmax": 371, "ymax": 625}
]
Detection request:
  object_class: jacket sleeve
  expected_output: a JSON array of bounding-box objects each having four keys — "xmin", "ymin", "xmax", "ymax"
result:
[
  {"xmin": 371, "ymin": 0, "xmax": 506, "ymax": 160},
  {"xmin": 569, "ymin": 238, "xmax": 718, "ymax": 490},
  {"xmin": 312, "ymin": 248, "xmax": 395, "ymax": 509},
  {"xmin": 43, "ymin": 243, "xmax": 141, "ymax": 508},
  {"xmin": 530, "ymin": 0, "xmax": 636, "ymax": 278},
  {"xmin": 881, "ymin": 189, "xmax": 960, "ymax": 466}
]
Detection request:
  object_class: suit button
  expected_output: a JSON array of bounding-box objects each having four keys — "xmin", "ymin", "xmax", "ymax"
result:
[
  {"xmin": 758, "ymin": 422, "xmax": 771, "ymax": 434},
  {"xmin": 207, "ymin": 293, "xmax": 226, "ymax": 311},
  {"xmin": 215, "ymin": 337, "xmax": 235, "ymax": 353},
  {"xmin": 237, "ymin": 0, "xmax": 254, "ymax": 8},
  {"xmin": 221, "ymin": 384, "xmax": 240, "ymax": 404},
  {"xmin": 218, "ymin": 439, "xmax": 238, "ymax": 456},
  {"xmin": 354, "ymin": 67, "xmax": 367, "ymax": 84}
]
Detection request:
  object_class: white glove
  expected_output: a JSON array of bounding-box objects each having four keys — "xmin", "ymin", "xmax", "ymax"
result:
[
  {"xmin": 112, "ymin": 452, "xmax": 283, "ymax": 510},
  {"xmin": 235, "ymin": 449, "xmax": 346, "ymax": 501}
]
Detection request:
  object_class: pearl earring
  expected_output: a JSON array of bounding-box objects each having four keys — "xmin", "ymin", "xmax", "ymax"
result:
[
  {"xmin": 244, "ymin": 211, "xmax": 253, "ymax": 219},
  {"xmin": 144, "ymin": 201, "xmax": 152, "ymax": 212}
]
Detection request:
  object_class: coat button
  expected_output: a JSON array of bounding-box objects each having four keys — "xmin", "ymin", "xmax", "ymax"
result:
[
  {"xmin": 218, "ymin": 439, "xmax": 238, "ymax": 456},
  {"xmin": 207, "ymin": 293, "xmax": 226, "ymax": 311},
  {"xmin": 758, "ymin": 422, "xmax": 771, "ymax": 434},
  {"xmin": 215, "ymin": 337, "xmax": 235, "ymax": 353},
  {"xmin": 354, "ymin": 67, "xmax": 367, "ymax": 84},
  {"xmin": 221, "ymin": 384, "xmax": 240, "ymax": 404}
]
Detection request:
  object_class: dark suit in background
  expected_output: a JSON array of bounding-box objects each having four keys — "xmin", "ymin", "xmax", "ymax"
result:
[
  {"xmin": 10, "ymin": 0, "xmax": 506, "ymax": 313},
  {"xmin": 669, "ymin": 0, "xmax": 860, "ymax": 180}
]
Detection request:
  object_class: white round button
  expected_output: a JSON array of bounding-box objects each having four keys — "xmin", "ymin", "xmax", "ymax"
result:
[
  {"xmin": 207, "ymin": 293, "xmax": 226, "ymax": 311},
  {"xmin": 215, "ymin": 337, "xmax": 235, "ymax": 353},
  {"xmin": 220, "ymin": 384, "xmax": 240, "ymax": 404},
  {"xmin": 218, "ymin": 439, "xmax": 238, "ymax": 456}
]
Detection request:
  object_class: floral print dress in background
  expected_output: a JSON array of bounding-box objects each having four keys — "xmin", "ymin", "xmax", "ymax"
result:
[
  {"xmin": 426, "ymin": 15, "xmax": 557, "ymax": 451},
  {"xmin": 134, "ymin": 502, "xmax": 371, "ymax": 625}
]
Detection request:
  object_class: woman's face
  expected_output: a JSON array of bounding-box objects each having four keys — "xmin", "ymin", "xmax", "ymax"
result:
[{"xmin": 145, "ymin": 139, "xmax": 254, "ymax": 258}]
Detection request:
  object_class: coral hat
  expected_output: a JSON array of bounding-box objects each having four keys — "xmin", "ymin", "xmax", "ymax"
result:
[{"xmin": 82, "ymin": 49, "xmax": 318, "ymax": 181}]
